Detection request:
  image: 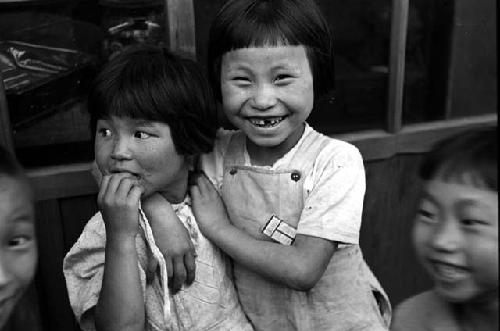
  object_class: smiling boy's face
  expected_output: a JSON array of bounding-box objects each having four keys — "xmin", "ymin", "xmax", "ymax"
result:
[
  {"xmin": 413, "ymin": 178, "xmax": 498, "ymax": 304},
  {"xmin": 0, "ymin": 175, "xmax": 37, "ymax": 328}
]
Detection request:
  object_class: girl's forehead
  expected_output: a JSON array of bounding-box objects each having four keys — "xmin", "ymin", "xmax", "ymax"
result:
[{"xmin": 222, "ymin": 45, "xmax": 309, "ymax": 67}]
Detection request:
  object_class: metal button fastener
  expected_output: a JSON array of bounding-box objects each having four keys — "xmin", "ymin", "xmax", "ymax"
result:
[
  {"xmin": 291, "ymin": 172, "xmax": 301, "ymax": 182},
  {"xmin": 229, "ymin": 168, "xmax": 237, "ymax": 175}
]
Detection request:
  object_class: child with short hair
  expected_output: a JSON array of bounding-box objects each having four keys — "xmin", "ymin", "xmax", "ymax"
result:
[
  {"xmin": 391, "ymin": 127, "xmax": 498, "ymax": 331},
  {"xmin": 63, "ymin": 45, "xmax": 252, "ymax": 331},
  {"xmin": 189, "ymin": 0, "xmax": 392, "ymax": 329},
  {"xmin": 0, "ymin": 145, "xmax": 37, "ymax": 330}
]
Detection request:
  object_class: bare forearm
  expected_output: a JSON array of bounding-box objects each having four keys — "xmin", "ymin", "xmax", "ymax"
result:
[
  {"xmin": 209, "ymin": 223, "xmax": 334, "ymax": 290},
  {"xmin": 95, "ymin": 234, "xmax": 145, "ymax": 331}
]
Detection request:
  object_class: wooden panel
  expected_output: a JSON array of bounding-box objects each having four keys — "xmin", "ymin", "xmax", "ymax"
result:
[
  {"xmin": 59, "ymin": 195, "xmax": 98, "ymax": 252},
  {"xmin": 387, "ymin": 0, "xmax": 409, "ymax": 133},
  {"xmin": 446, "ymin": 0, "xmax": 497, "ymax": 117},
  {"xmin": 335, "ymin": 113, "xmax": 496, "ymax": 160},
  {"xmin": 360, "ymin": 155, "xmax": 432, "ymax": 306},
  {"xmin": 35, "ymin": 199, "xmax": 80, "ymax": 331},
  {"xmin": 28, "ymin": 162, "xmax": 98, "ymax": 201},
  {"xmin": 164, "ymin": 0, "xmax": 196, "ymax": 55},
  {"xmin": 0, "ymin": 71, "xmax": 14, "ymax": 152}
]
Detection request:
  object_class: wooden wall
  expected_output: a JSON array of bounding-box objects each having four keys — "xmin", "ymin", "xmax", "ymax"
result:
[{"xmin": 4, "ymin": 152, "xmax": 433, "ymax": 331}]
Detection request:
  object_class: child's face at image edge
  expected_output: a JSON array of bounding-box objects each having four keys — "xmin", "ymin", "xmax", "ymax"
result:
[
  {"xmin": 413, "ymin": 177, "xmax": 498, "ymax": 304},
  {"xmin": 220, "ymin": 45, "xmax": 314, "ymax": 153},
  {"xmin": 95, "ymin": 115, "xmax": 190, "ymax": 203},
  {"xmin": 0, "ymin": 176, "xmax": 37, "ymax": 328}
]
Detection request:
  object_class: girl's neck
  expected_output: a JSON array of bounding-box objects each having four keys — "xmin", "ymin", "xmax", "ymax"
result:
[
  {"xmin": 246, "ymin": 123, "xmax": 306, "ymax": 166},
  {"xmin": 159, "ymin": 168, "xmax": 190, "ymax": 204},
  {"xmin": 455, "ymin": 295, "xmax": 499, "ymax": 331}
]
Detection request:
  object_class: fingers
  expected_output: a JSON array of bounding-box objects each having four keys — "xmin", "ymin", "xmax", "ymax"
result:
[
  {"xmin": 170, "ymin": 257, "xmax": 187, "ymax": 294},
  {"xmin": 165, "ymin": 258, "xmax": 173, "ymax": 280},
  {"xmin": 97, "ymin": 174, "xmax": 111, "ymax": 206},
  {"xmin": 190, "ymin": 172, "xmax": 217, "ymax": 198},
  {"xmin": 184, "ymin": 252, "xmax": 196, "ymax": 285},
  {"xmin": 189, "ymin": 182, "xmax": 201, "ymax": 199},
  {"xmin": 98, "ymin": 173, "xmax": 143, "ymax": 208},
  {"xmin": 196, "ymin": 172, "xmax": 212, "ymax": 192}
]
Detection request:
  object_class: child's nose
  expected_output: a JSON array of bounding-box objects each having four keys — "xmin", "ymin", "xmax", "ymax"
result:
[
  {"xmin": 0, "ymin": 259, "xmax": 13, "ymax": 287},
  {"xmin": 431, "ymin": 218, "xmax": 462, "ymax": 252},
  {"xmin": 111, "ymin": 137, "xmax": 133, "ymax": 161},
  {"xmin": 251, "ymin": 84, "xmax": 277, "ymax": 110}
]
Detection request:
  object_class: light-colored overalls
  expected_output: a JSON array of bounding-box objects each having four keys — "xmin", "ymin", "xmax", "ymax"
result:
[{"xmin": 221, "ymin": 131, "xmax": 391, "ymax": 331}]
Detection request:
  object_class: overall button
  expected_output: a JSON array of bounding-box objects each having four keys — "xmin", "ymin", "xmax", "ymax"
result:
[
  {"xmin": 229, "ymin": 168, "xmax": 238, "ymax": 175},
  {"xmin": 291, "ymin": 172, "xmax": 301, "ymax": 182}
]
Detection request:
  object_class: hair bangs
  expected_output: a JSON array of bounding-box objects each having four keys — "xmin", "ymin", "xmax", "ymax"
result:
[
  {"xmin": 92, "ymin": 59, "xmax": 172, "ymax": 124},
  {"xmin": 222, "ymin": 11, "xmax": 300, "ymax": 53},
  {"xmin": 434, "ymin": 158, "xmax": 497, "ymax": 191},
  {"xmin": 420, "ymin": 129, "xmax": 498, "ymax": 192}
]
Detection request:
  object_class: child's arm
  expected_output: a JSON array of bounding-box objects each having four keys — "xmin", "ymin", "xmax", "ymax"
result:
[
  {"xmin": 142, "ymin": 194, "xmax": 196, "ymax": 293},
  {"xmin": 190, "ymin": 174, "xmax": 337, "ymax": 291},
  {"xmin": 94, "ymin": 174, "xmax": 145, "ymax": 331}
]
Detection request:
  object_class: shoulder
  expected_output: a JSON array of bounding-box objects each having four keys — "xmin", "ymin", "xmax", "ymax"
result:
[
  {"xmin": 304, "ymin": 126, "xmax": 363, "ymax": 166},
  {"xmin": 392, "ymin": 291, "xmax": 451, "ymax": 330},
  {"xmin": 82, "ymin": 212, "xmax": 106, "ymax": 236},
  {"xmin": 65, "ymin": 212, "xmax": 106, "ymax": 255},
  {"xmin": 214, "ymin": 128, "xmax": 240, "ymax": 151}
]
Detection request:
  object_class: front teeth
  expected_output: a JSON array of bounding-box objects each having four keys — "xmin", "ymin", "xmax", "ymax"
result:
[
  {"xmin": 434, "ymin": 263, "xmax": 468, "ymax": 281},
  {"xmin": 249, "ymin": 116, "xmax": 285, "ymax": 128}
]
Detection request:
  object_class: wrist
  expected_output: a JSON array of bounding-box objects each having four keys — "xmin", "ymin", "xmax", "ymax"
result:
[
  {"xmin": 106, "ymin": 231, "xmax": 137, "ymax": 249},
  {"xmin": 206, "ymin": 219, "xmax": 232, "ymax": 241}
]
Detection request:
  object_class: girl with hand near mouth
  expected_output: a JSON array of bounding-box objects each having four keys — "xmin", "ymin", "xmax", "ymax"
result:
[
  {"xmin": 392, "ymin": 127, "xmax": 498, "ymax": 331},
  {"xmin": 63, "ymin": 45, "xmax": 252, "ymax": 331},
  {"xmin": 189, "ymin": 0, "xmax": 392, "ymax": 329}
]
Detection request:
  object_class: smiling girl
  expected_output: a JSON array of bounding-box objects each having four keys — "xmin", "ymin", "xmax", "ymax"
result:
[{"xmin": 189, "ymin": 0, "xmax": 391, "ymax": 330}]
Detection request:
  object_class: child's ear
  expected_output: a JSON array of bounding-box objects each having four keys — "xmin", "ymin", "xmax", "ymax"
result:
[{"xmin": 90, "ymin": 161, "xmax": 103, "ymax": 185}]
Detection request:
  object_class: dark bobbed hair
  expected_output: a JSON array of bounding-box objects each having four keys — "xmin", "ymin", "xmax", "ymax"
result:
[
  {"xmin": 0, "ymin": 145, "xmax": 24, "ymax": 178},
  {"xmin": 207, "ymin": 0, "xmax": 335, "ymax": 101},
  {"xmin": 419, "ymin": 126, "xmax": 497, "ymax": 191},
  {"xmin": 88, "ymin": 45, "xmax": 218, "ymax": 156}
]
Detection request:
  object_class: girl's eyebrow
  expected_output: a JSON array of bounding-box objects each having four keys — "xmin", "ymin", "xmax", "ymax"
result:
[
  {"xmin": 7, "ymin": 209, "xmax": 34, "ymax": 224},
  {"xmin": 454, "ymin": 198, "xmax": 490, "ymax": 211},
  {"xmin": 420, "ymin": 189, "xmax": 438, "ymax": 203}
]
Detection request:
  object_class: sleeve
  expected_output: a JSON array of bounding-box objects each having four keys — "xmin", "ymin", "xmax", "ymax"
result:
[
  {"xmin": 296, "ymin": 142, "xmax": 366, "ymax": 244},
  {"xmin": 200, "ymin": 128, "xmax": 235, "ymax": 191},
  {"xmin": 62, "ymin": 213, "xmax": 106, "ymax": 331}
]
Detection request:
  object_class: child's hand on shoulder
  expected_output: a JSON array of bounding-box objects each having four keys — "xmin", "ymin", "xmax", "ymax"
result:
[
  {"xmin": 142, "ymin": 193, "xmax": 196, "ymax": 293},
  {"xmin": 98, "ymin": 173, "xmax": 144, "ymax": 238},
  {"xmin": 190, "ymin": 173, "xmax": 231, "ymax": 239}
]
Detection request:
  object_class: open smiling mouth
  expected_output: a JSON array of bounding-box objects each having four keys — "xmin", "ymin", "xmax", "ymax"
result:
[
  {"xmin": 431, "ymin": 261, "xmax": 469, "ymax": 282},
  {"xmin": 248, "ymin": 116, "xmax": 287, "ymax": 128}
]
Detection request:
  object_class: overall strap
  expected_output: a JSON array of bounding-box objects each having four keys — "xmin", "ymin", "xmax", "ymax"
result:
[
  {"xmin": 223, "ymin": 131, "xmax": 247, "ymax": 169},
  {"xmin": 288, "ymin": 129, "xmax": 332, "ymax": 173}
]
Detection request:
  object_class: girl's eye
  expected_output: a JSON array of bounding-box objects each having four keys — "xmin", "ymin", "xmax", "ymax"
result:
[
  {"xmin": 416, "ymin": 209, "xmax": 436, "ymax": 223},
  {"xmin": 97, "ymin": 128, "xmax": 112, "ymax": 137},
  {"xmin": 232, "ymin": 76, "xmax": 251, "ymax": 84},
  {"xmin": 460, "ymin": 218, "xmax": 488, "ymax": 228},
  {"xmin": 275, "ymin": 74, "xmax": 292, "ymax": 82},
  {"xmin": 9, "ymin": 236, "xmax": 32, "ymax": 248},
  {"xmin": 134, "ymin": 131, "xmax": 152, "ymax": 139}
]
